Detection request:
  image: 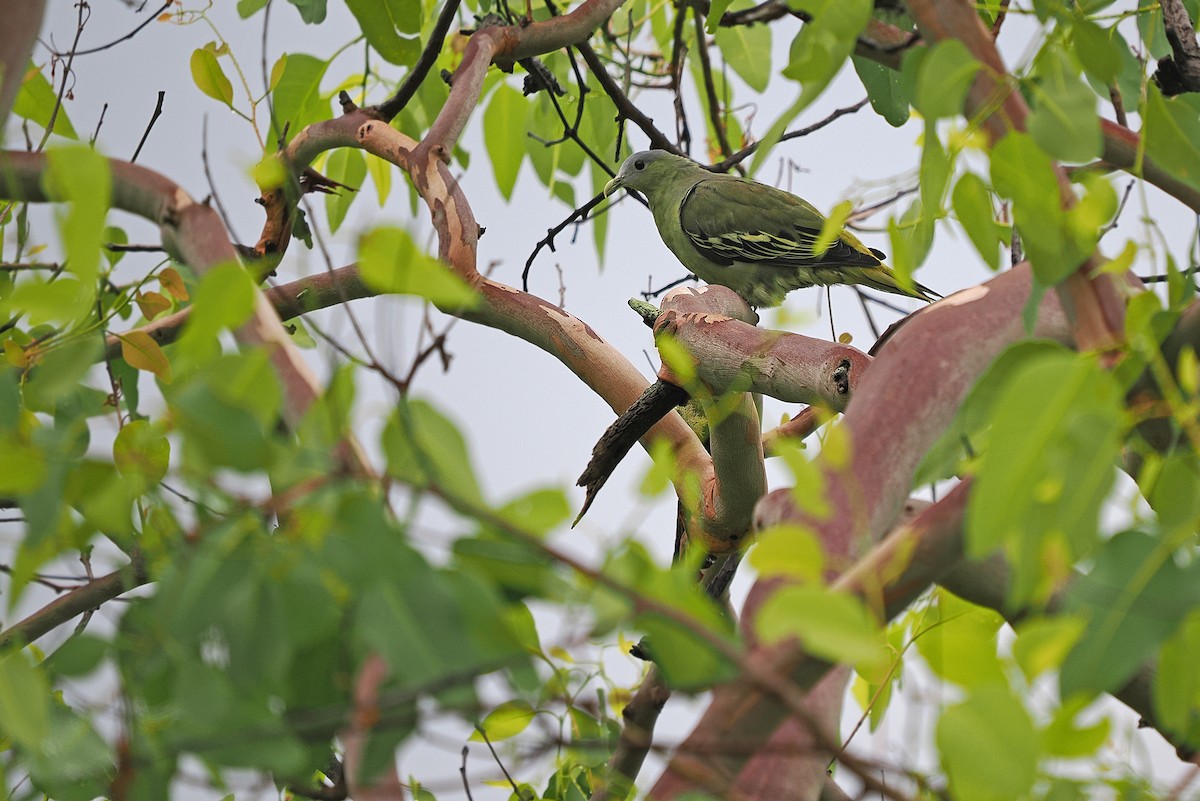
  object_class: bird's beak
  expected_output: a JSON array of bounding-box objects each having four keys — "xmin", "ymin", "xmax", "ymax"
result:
[{"xmin": 603, "ymin": 176, "xmax": 623, "ymax": 197}]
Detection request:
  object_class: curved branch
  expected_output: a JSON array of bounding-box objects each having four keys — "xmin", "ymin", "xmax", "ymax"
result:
[
  {"xmin": 376, "ymin": 0, "xmax": 465, "ymax": 121},
  {"xmin": 0, "ymin": 0, "xmax": 45, "ymax": 132}
]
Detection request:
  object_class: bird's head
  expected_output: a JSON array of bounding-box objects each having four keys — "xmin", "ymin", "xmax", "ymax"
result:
[{"xmin": 604, "ymin": 150, "xmax": 694, "ymax": 197}]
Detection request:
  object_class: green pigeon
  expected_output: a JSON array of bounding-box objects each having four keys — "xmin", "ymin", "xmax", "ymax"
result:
[{"xmin": 604, "ymin": 150, "xmax": 937, "ymax": 307}]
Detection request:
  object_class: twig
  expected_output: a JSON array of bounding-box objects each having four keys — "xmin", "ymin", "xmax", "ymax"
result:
[
  {"xmin": 131, "ymin": 90, "xmax": 165, "ymax": 163},
  {"xmin": 54, "ymin": 1, "xmax": 171, "ymax": 57},
  {"xmin": 575, "ymin": 42, "xmax": 678, "ymax": 153},
  {"xmin": 989, "ymin": 0, "xmax": 1011, "ymax": 38},
  {"xmin": 692, "ymin": 7, "xmax": 738, "ymax": 168},
  {"xmin": 459, "ymin": 747, "xmax": 475, "ymax": 801},
  {"xmin": 376, "ymin": 0, "xmax": 464, "ymax": 120},
  {"xmin": 36, "ymin": 1, "xmax": 89, "ymax": 151},
  {"xmin": 89, "ymin": 102, "xmax": 107, "ymax": 146},
  {"xmin": 522, "ymin": 190, "xmax": 609, "ymax": 290},
  {"xmin": 711, "ymin": 99, "xmax": 869, "ymax": 172}
]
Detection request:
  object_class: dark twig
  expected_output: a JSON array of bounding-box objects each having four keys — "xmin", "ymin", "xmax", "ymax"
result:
[
  {"xmin": 575, "ymin": 42, "xmax": 678, "ymax": 153},
  {"xmin": 460, "ymin": 747, "xmax": 475, "ymax": 801},
  {"xmin": 474, "ymin": 728, "xmax": 521, "ymax": 796},
  {"xmin": 523, "ymin": 190, "xmax": 637, "ymax": 290},
  {"xmin": 575, "ymin": 379, "xmax": 691, "ymax": 524},
  {"xmin": 131, "ymin": 91, "xmax": 165, "ymax": 162},
  {"xmin": 990, "ymin": 0, "xmax": 1011, "ymax": 38},
  {"xmin": 376, "ymin": 0, "xmax": 464, "ymax": 120},
  {"xmin": 36, "ymin": 1, "xmax": 89, "ymax": 151},
  {"xmin": 55, "ymin": 1, "xmax": 172, "ymax": 57},
  {"xmin": 201, "ymin": 119, "xmax": 239, "ymax": 243},
  {"xmin": 670, "ymin": 6, "xmax": 692, "ymax": 152},
  {"xmin": 89, "ymin": 103, "xmax": 107, "ymax": 146},
  {"xmin": 692, "ymin": 7, "xmax": 740, "ymax": 170},
  {"xmin": 1099, "ymin": 180, "xmax": 1136, "ymax": 239},
  {"xmin": 641, "ymin": 273, "xmax": 695, "ymax": 300},
  {"xmin": 711, "ymin": 98, "xmax": 869, "ymax": 172}
]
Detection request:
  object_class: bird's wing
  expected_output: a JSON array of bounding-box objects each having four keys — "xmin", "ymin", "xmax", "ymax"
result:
[{"xmin": 678, "ymin": 177, "xmax": 881, "ymax": 269}]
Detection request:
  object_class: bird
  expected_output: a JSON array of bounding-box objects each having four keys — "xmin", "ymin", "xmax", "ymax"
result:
[{"xmin": 603, "ymin": 150, "xmax": 937, "ymax": 308}]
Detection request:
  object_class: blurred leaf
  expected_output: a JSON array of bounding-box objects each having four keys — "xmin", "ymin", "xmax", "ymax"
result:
[
  {"xmin": 914, "ymin": 590, "xmax": 1006, "ymax": 688},
  {"xmin": 472, "ymin": 700, "xmax": 536, "ymax": 741},
  {"xmin": 747, "ymin": 523, "xmax": 824, "ymax": 582},
  {"xmin": 967, "ymin": 346, "xmax": 1122, "ymax": 604},
  {"xmin": 907, "ymin": 40, "xmax": 980, "ymax": 119},
  {"xmin": 1012, "ymin": 615, "xmax": 1086, "ymax": 680},
  {"xmin": 937, "ymin": 686, "xmax": 1037, "ymax": 801},
  {"xmin": 1143, "ymin": 85, "xmax": 1200, "ymax": 194},
  {"xmin": 113, "ymin": 419, "xmax": 170, "ymax": 487},
  {"xmin": 1071, "ymin": 16, "xmax": 1121, "ymax": 85},
  {"xmin": 483, "ymin": 84, "xmax": 530, "ymax": 200},
  {"xmin": 158, "ymin": 267, "xmax": 189, "ymax": 301},
  {"xmin": 46, "ymin": 146, "xmax": 111, "ymax": 290},
  {"xmin": 135, "ymin": 290, "xmax": 171, "ymax": 321},
  {"xmin": 11, "ymin": 62, "xmax": 78, "ymax": 139},
  {"xmin": 118, "ymin": 331, "xmax": 172, "ymax": 383},
  {"xmin": 190, "ymin": 44, "xmax": 235, "ymax": 107},
  {"xmin": 1041, "ymin": 696, "xmax": 1110, "ymax": 757},
  {"xmin": 1061, "ymin": 530, "xmax": 1200, "ymax": 698},
  {"xmin": 382, "ymin": 398, "xmax": 483, "ymax": 503},
  {"xmin": 1027, "ymin": 44, "xmax": 1101, "ymax": 162},
  {"xmin": 756, "ymin": 585, "xmax": 886, "ymax": 671},
  {"xmin": 176, "ymin": 261, "xmax": 257, "ymax": 366},
  {"xmin": 323, "ymin": 148, "xmax": 366, "ymax": 234},
  {"xmin": 0, "ymin": 652, "xmax": 50, "ymax": 750},
  {"xmin": 44, "ymin": 635, "xmax": 108, "ymax": 678},
  {"xmin": 990, "ymin": 131, "xmax": 1083, "ymax": 284},
  {"xmin": 952, "ymin": 172, "xmax": 1001, "ymax": 270},
  {"xmin": 358, "ymin": 226, "xmax": 477, "ymax": 308},
  {"xmin": 1154, "ymin": 608, "xmax": 1200, "ymax": 741}
]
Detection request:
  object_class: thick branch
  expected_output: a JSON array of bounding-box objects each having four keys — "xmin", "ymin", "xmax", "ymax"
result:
[
  {"xmin": 1155, "ymin": 0, "xmax": 1200, "ymax": 95},
  {"xmin": 907, "ymin": 0, "xmax": 1126, "ymax": 353}
]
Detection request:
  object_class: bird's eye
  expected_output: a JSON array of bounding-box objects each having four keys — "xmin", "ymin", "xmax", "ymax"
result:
[{"xmin": 634, "ymin": 160, "xmax": 645, "ymax": 170}]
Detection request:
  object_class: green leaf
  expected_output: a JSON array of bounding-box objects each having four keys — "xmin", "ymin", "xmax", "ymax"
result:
[
  {"xmin": 176, "ymin": 261, "xmax": 257, "ymax": 366},
  {"xmin": 287, "ymin": 0, "xmax": 328, "ymax": 23},
  {"xmin": 357, "ymin": 226, "xmax": 477, "ymax": 308},
  {"xmin": 755, "ymin": 585, "xmax": 886, "ymax": 671},
  {"xmin": 715, "ymin": 22, "xmax": 771, "ymax": 93},
  {"xmin": 118, "ymin": 331, "xmax": 172, "ymax": 383},
  {"xmin": 1012, "ymin": 615, "xmax": 1086, "ymax": 681},
  {"xmin": 747, "ymin": 524, "xmax": 825, "ymax": 583},
  {"xmin": 483, "ymin": 84, "xmax": 530, "ymax": 201},
  {"xmin": 11, "ymin": 61, "xmax": 78, "ymax": 139},
  {"xmin": 113, "ymin": 419, "xmax": 170, "ymax": 488},
  {"xmin": 238, "ymin": 0, "xmax": 269, "ymax": 17},
  {"xmin": 1061, "ymin": 530, "xmax": 1200, "ymax": 698},
  {"xmin": 1071, "ymin": 16, "xmax": 1121, "ymax": 85},
  {"xmin": 1143, "ymin": 85, "xmax": 1200, "ymax": 195},
  {"xmin": 914, "ymin": 590, "xmax": 1006, "ymax": 688},
  {"xmin": 852, "ymin": 55, "xmax": 909, "ymax": 127},
  {"xmin": 44, "ymin": 634, "xmax": 108, "ymax": 678},
  {"xmin": 1154, "ymin": 608, "xmax": 1200, "ymax": 740},
  {"xmin": 472, "ymin": 700, "xmax": 536, "ymax": 741},
  {"xmin": 952, "ymin": 172, "xmax": 1001, "ymax": 270},
  {"xmin": 966, "ymin": 346, "xmax": 1122, "ymax": 604},
  {"xmin": 1027, "ymin": 43, "xmax": 1101, "ymax": 162},
  {"xmin": 46, "ymin": 145, "xmax": 111, "ymax": 289},
  {"xmin": 345, "ymin": 0, "xmax": 421, "ymax": 65},
  {"xmin": 323, "ymin": 148, "xmax": 366, "ymax": 234},
  {"xmin": 1041, "ymin": 696, "xmax": 1111, "ymax": 757},
  {"xmin": 382, "ymin": 398, "xmax": 483, "ymax": 503},
  {"xmin": 990, "ymin": 131, "xmax": 1082, "ymax": 283},
  {"xmin": 910, "ymin": 40, "xmax": 980, "ymax": 119},
  {"xmin": 937, "ymin": 686, "xmax": 1038, "ymax": 801},
  {"xmin": 190, "ymin": 44, "xmax": 235, "ymax": 107},
  {"xmin": 366, "ymin": 153, "xmax": 393, "ymax": 207},
  {"xmin": 269, "ymin": 53, "xmax": 331, "ymax": 147},
  {"xmin": 706, "ymin": 0, "xmax": 735, "ymax": 32},
  {"xmin": 0, "ymin": 433, "xmax": 47, "ymax": 494},
  {"xmin": 0, "ymin": 652, "xmax": 50, "ymax": 750}
]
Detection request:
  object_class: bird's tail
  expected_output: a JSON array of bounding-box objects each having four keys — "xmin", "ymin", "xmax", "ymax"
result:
[{"xmin": 853, "ymin": 265, "xmax": 940, "ymax": 302}]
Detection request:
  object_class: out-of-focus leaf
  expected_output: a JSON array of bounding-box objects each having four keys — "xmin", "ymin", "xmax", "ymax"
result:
[
  {"xmin": 11, "ymin": 62, "xmax": 78, "ymax": 139},
  {"xmin": 357, "ymin": 226, "xmax": 477, "ymax": 308},
  {"xmin": 937, "ymin": 686, "xmax": 1037, "ymax": 801},
  {"xmin": 118, "ymin": 331, "xmax": 172, "ymax": 383}
]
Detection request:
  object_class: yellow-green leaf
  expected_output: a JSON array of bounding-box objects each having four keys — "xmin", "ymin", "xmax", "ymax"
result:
[{"xmin": 119, "ymin": 330, "xmax": 173, "ymax": 383}]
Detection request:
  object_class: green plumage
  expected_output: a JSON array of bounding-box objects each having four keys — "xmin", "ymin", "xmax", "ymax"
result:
[{"xmin": 604, "ymin": 150, "xmax": 937, "ymax": 308}]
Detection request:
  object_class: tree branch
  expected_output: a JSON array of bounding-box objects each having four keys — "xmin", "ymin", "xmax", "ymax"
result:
[{"xmin": 0, "ymin": 0, "xmax": 45, "ymax": 133}]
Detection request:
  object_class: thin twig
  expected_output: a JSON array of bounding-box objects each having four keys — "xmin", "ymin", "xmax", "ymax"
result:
[
  {"xmin": 711, "ymin": 99, "xmax": 869, "ymax": 172},
  {"xmin": 54, "ymin": 1, "xmax": 171, "ymax": 57},
  {"xmin": 692, "ymin": 8, "xmax": 738, "ymax": 169},
  {"xmin": 36, "ymin": 2, "xmax": 89, "ymax": 151},
  {"xmin": 377, "ymin": 0, "xmax": 464, "ymax": 120}
]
